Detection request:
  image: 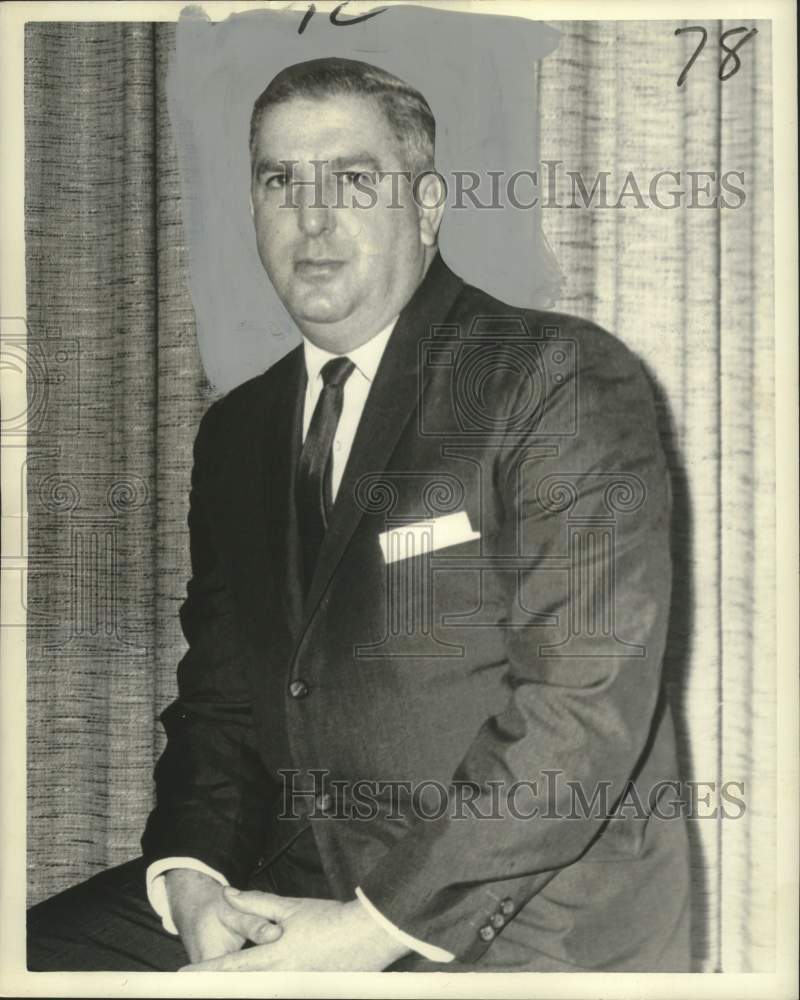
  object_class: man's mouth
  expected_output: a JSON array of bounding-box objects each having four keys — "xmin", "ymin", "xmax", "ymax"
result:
[{"xmin": 294, "ymin": 259, "xmax": 346, "ymax": 279}]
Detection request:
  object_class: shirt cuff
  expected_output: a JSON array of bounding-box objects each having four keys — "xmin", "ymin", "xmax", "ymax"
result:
[
  {"xmin": 355, "ymin": 886, "xmax": 455, "ymax": 963},
  {"xmin": 145, "ymin": 857, "xmax": 229, "ymax": 935}
]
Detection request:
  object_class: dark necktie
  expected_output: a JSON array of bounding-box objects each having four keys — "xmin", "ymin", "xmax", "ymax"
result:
[{"xmin": 296, "ymin": 355, "xmax": 355, "ymax": 592}]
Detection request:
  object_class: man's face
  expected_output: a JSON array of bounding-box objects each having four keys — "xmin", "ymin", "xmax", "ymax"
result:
[{"xmin": 250, "ymin": 94, "xmax": 438, "ymax": 352}]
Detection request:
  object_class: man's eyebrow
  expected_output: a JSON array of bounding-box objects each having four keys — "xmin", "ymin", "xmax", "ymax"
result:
[
  {"xmin": 252, "ymin": 154, "xmax": 384, "ymax": 180},
  {"xmin": 328, "ymin": 154, "xmax": 382, "ymax": 172},
  {"xmin": 254, "ymin": 158, "xmax": 294, "ymax": 178}
]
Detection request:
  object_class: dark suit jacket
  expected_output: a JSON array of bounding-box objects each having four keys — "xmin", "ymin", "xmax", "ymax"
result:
[{"xmin": 142, "ymin": 254, "xmax": 690, "ymax": 971}]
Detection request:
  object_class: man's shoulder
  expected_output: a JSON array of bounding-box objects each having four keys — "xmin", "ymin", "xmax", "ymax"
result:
[
  {"xmin": 197, "ymin": 343, "xmax": 303, "ymax": 440},
  {"xmin": 451, "ymin": 279, "xmax": 645, "ymax": 380}
]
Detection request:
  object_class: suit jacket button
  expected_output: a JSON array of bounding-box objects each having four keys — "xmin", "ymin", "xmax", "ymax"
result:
[
  {"xmin": 478, "ymin": 925, "xmax": 496, "ymax": 942},
  {"xmin": 499, "ymin": 898, "xmax": 514, "ymax": 916},
  {"xmin": 288, "ymin": 679, "xmax": 309, "ymax": 699},
  {"xmin": 490, "ymin": 912, "xmax": 505, "ymax": 929}
]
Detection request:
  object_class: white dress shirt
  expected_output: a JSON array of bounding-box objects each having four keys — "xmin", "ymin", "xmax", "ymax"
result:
[{"xmin": 146, "ymin": 317, "xmax": 454, "ymax": 964}]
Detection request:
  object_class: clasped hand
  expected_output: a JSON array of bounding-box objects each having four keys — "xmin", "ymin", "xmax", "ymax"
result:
[{"xmin": 179, "ymin": 887, "xmax": 409, "ymax": 972}]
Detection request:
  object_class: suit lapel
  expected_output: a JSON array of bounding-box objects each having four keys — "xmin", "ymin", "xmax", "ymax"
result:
[{"xmin": 301, "ymin": 254, "xmax": 464, "ymax": 625}]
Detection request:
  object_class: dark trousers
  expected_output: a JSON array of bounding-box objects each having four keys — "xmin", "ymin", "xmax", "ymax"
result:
[
  {"xmin": 27, "ymin": 831, "xmax": 332, "ymax": 971},
  {"xmin": 27, "ymin": 858, "xmax": 187, "ymax": 972}
]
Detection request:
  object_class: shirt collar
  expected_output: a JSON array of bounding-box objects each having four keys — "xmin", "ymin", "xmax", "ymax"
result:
[{"xmin": 302, "ymin": 317, "xmax": 398, "ymax": 387}]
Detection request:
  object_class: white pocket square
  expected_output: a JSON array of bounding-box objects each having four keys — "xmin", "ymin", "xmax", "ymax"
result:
[{"xmin": 378, "ymin": 511, "xmax": 480, "ymax": 564}]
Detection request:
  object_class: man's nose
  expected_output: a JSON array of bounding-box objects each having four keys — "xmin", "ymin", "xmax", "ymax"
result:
[{"xmin": 296, "ymin": 182, "xmax": 335, "ymax": 237}]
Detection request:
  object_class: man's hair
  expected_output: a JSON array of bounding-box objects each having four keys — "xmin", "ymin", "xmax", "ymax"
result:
[{"xmin": 249, "ymin": 57, "xmax": 435, "ymax": 175}]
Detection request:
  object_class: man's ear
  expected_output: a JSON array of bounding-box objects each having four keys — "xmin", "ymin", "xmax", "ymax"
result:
[{"xmin": 415, "ymin": 171, "xmax": 446, "ymax": 247}]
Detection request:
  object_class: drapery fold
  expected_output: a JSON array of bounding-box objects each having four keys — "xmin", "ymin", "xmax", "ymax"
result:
[{"xmin": 25, "ymin": 19, "xmax": 774, "ymax": 973}]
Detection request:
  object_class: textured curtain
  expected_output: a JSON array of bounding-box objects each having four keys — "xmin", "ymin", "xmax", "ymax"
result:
[
  {"xmin": 25, "ymin": 19, "xmax": 774, "ymax": 974},
  {"xmin": 538, "ymin": 21, "xmax": 775, "ymax": 973},
  {"xmin": 24, "ymin": 22, "xmax": 215, "ymax": 900}
]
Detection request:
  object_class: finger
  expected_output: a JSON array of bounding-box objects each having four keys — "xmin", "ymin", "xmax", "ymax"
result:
[
  {"xmin": 217, "ymin": 902, "xmax": 283, "ymax": 945},
  {"xmin": 250, "ymin": 919, "xmax": 283, "ymax": 945},
  {"xmin": 180, "ymin": 945, "xmax": 271, "ymax": 972},
  {"xmin": 222, "ymin": 887, "xmax": 296, "ymax": 921}
]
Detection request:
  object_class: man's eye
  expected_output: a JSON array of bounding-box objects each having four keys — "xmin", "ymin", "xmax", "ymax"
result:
[
  {"xmin": 264, "ymin": 174, "xmax": 288, "ymax": 189},
  {"xmin": 342, "ymin": 171, "xmax": 373, "ymax": 185}
]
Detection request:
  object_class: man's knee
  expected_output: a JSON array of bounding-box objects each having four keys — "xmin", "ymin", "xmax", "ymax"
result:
[{"xmin": 27, "ymin": 858, "xmax": 186, "ymax": 972}]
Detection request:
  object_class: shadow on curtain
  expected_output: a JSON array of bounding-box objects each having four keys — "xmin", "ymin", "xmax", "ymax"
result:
[{"xmin": 538, "ymin": 20, "xmax": 775, "ymax": 973}]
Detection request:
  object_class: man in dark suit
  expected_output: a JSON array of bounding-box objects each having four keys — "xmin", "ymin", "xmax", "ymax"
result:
[{"xmin": 28, "ymin": 56, "xmax": 690, "ymax": 972}]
